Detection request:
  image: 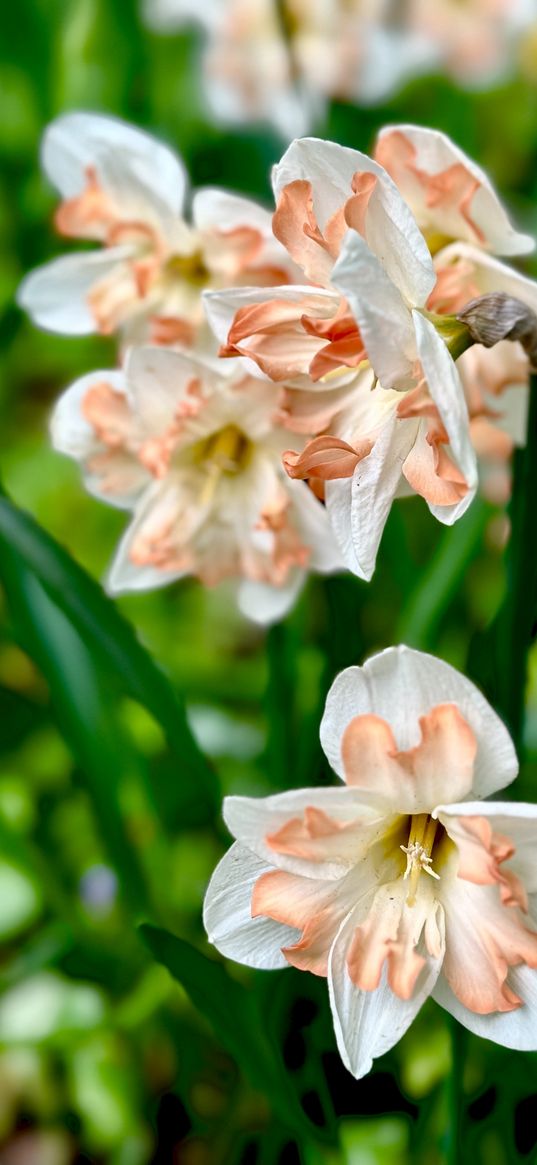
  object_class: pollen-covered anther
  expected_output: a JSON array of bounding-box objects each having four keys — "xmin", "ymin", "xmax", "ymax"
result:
[
  {"xmin": 400, "ymin": 814, "xmax": 441, "ymax": 905},
  {"xmin": 400, "ymin": 841, "xmax": 440, "ymax": 881}
]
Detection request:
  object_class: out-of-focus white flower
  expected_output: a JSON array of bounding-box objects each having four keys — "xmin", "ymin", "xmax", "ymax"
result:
[
  {"xmin": 204, "ymin": 644, "xmax": 537, "ymax": 1079},
  {"xmin": 142, "ymin": 0, "xmax": 537, "ymax": 136},
  {"xmin": 51, "ymin": 347, "xmax": 343, "ymax": 623},
  {"xmin": 17, "ymin": 112, "xmax": 293, "ymax": 349},
  {"xmin": 406, "ymin": 0, "xmax": 537, "ymax": 89}
]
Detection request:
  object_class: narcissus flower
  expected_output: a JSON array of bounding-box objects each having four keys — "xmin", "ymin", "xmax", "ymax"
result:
[
  {"xmin": 206, "ymin": 135, "xmax": 483, "ymax": 578},
  {"xmin": 204, "ymin": 645, "xmax": 537, "ymax": 1078},
  {"xmin": 51, "ymin": 347, "xmax": 342, "ymax": 622},
  {"xmin": 17, "ymin": 112, "xmax": 292, "ymax": 349}
]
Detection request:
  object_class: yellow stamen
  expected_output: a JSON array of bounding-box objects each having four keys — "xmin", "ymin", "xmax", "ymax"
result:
[{"xmin": 400, "ymin": 813, "xmax": 440, "ymax": 906}]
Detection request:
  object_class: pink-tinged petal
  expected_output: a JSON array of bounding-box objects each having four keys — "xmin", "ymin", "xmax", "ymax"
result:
[
  {"xmin": 203, "ymin": 842, "xmax": 300, "ymax": 970},
  {"xmin": 332, "ymin": 233, "xmax": 417, "ymax": 390},
  {"xmin": 273, "ymin": 179, "xmax": 343, "ymax": 284},
  {"xmin": 438, "ymin": 812, "xmax": 527, "ymax": 910},
  {"xmin": 433, "ymin": 242, "xmax": 537, "ymax": 317},
  {"xmin": 340, "ymin": 704, "xmax": 476, "ymax": 812},
  {"xmin": 346, "ymin": 880, "xmax": 442, "ymax": 1000},
  {"xmin": 320, "ymin": 646, "xmax": 518, "ymax": 799},
  {"xmin": 50, "ymin": 370, "xmax": 149, "ymax": 511},
  {"xmin": 223, "ymin": 787, "xmax": 388, "ymax": 880},
  {"xmin": 106, "ymin": 480, "xmax": 191, "ymax": 595},
  {"xmin": 434, "ymin": 963, "xmax": 537, "ymax": 1051},
  {"xmin": 328, "ymin": 888, "xmax": 445, "ymax": 1079},
  {"xmin": 412, "ymin": 310, "xmax": 477, "ymax": 524},
  {"xmin": 17, "ymin": 247, "xmax": 135, "ymax": 336},
  {"xmin": 204, "ymin": 285, "xmax": 341, "ymax": 382},
  {"xmin": 375, "ymin": 125, "xmax": 533, "ymax": 256},
  {"xmin": 273, "ymin": 137, "xmax": 435, "ymax": 305},
  {"xmin": 402, "ymin": 421, "xmax": 469, "ymax": 508},
  {"xmin": 325, "ymin": 413, "xmax": 417, "ymax": 581},
  {"xmin": 439, "ymin": 877, "xmax": 537, "ymax": 1014},
  {"xmin": 435, "ymin": 802, "xmax": 537, "ymax": 897},
  {"xmin": 283, "ymin": 435, "xmax": 373, "ymax": 482},
  {"xmin": 251, "ymin": 868, "xmax": 346, "ymax": 976},
  {"xmin": 343, "ymin": 172, "xmax": 378, "ymax": 237},
  {"xmin": 42, "ymin": 111, "xmax": 187, "ymax": 220}
]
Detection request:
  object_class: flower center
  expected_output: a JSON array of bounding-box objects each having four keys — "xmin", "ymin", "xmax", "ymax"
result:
[
  {"xmin": 166, "ymin": 250, "xmax": 210, "ymax": 287},
  {"xmin": 400, "ymin": 813, "xmax": 440, "ymax": 906},
  {"xmin": 193, "ymin": 424, "xmax": 254, "ymax": 506}
]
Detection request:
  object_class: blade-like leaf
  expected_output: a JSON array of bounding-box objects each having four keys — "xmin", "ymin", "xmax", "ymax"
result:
[
  {"xmin": 1, "ymin": 548, "xmax": 156, "ymax": 916},
  {"xmin": 0, "ymin": 490, "xmax": 218, "ymax": 820},
  {"xmin": 139, "ymin": 924, "xmax": 314, "ymax": 1140}
]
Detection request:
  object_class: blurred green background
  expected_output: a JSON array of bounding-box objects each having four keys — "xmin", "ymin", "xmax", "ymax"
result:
[{"xmin": 2, "ymin": 2, "xmax": 537, "ymax": 1162}]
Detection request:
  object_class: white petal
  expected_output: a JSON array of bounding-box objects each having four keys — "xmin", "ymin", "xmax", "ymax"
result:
[
  {"xmin": 238, "ymin": 571, "xmax": 305, "ymax": 625},
  {"xmin": 412, "ymin": 310, "xmax": 478, "ymax": 514},
  {"xmin": 435, "ymin": 800, "xmax": 537, "ymax": 893},
  {"xmin": 331, "ymin": 233, "xmax": 416, "ymax": 389},
  {"xmin": 203, "ymin": 283, "xmax": 339, "ymax": 354},
  {"xmin": 325, "ymin": 414, "xmax": 417, "ymax": 581},
  {"xmin": 106, "ymin": 481, "xmax": 188, "ymax": 595},
  {"xmin": 437, "ymin": 241, "xmax": 537, "ymax": 314},
  {"xmin": 192, "ymin": 188, "xmax": 274, "ymax": 236},
  {"xmin": 223, "ymin": 787, "xmax": 387, "ymax": 879},
  {"xmin": 124, "ymin": 344, "xmax": 215, "ymax": 434},
  {"xmin": 320, "ymin": 645, "xmax": 518, "ymax": 799},
  {"xmin": 203, "ymin": 842, "xmax": 299, "ymax": 970},
  {"xmin": 50, "ymin": 369, "xmax": 148, "ymax": 511},
  {"xmin": 17, "ymin": 248, "xmax": 133, "ymax": 335},
  {"xmin": 272, "ymin": 137, "xmax": 435, "ymax": 304},
  {"xmin": 328, "ymin": 899, "xmax": 443, "ymax": 1079},
  {"xmin": 287, "ymin": 477, "xmax": 345, "ymax": 574},
  {"xmin": 42, "ymin": 111, "xmax": 187, "ymax": 218},
  {"xmin": 434, "ymin": 963, "xmax": 537, "ymax": 1050},
  {"xmin": 378, "ymin": 125, "xmax": 534, "ymax": 256}
]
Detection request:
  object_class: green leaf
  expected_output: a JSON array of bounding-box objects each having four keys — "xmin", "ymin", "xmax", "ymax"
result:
[
  {"xmin": 139, "ymin": 924, "xmax": 314, "ymax": 1140},
  {"xmin": 0, "ymin": 549, "xmax": 155, "ymax": 916},
  {"xmin": 0, "ymin": 490, "xmax": 218, "ymax": 821},
  {"xmin": 397, "ymin": 499, "xmax": 489, "ymax": 650}
]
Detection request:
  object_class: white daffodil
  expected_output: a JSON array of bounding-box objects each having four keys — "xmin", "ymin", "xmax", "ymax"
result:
[
  {"xmin": 205, "ymin": 135, "xmax": 485, "ymax": 579},
  {"xmin": 51, "ymin": 346, "xmax": 342, "ymax": 623},
  {"xmin": 374, "ymin": 124, "xmax": 534, "ymax": 258},
  {"xmin": 17, "ymin": 112, "xmax": 293, "ymax": 349},
  {"xmin": 204, "ymin": 644, "xmax": 537, "ymax": 1079}
]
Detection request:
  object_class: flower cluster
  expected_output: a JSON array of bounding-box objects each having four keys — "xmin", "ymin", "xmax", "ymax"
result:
[
  {"xmin": 18, "ymin": 110, "xmax": 537, "ymax": 1080},
  {"xmin": 19, "ymin": 113, "xmax": 536, "ymax": 616},
  {"xmin": 142, "ymin": 0, "xmax": 537, "ymax": 137}
]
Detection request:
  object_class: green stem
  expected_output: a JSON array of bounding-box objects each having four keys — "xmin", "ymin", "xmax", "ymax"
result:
[
  {"xmin": 492, "ymin": 373, "xmax": 537, "ymax": 746},
  {"xmin": 447, "ymin": 1019, "xmax": 466, "ymax": 1165},
  {"xmin": 397, "ymin": 499, "xmax": 488, "ymax": 650}
]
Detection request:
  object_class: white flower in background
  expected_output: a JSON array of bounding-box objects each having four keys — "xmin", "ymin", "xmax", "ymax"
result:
[
  {"xmin": 17, "ymin": 112, "xmax": 293, "ymax": 350},
  {"xmin": 51, "ymin": 346, "xmax": 342, "ymax": 623},
  {"xmin": 406, "ymin": 0, "xmax": 537, "ymax": 89},
  {"xmin": 141, "ymin": 0, "xmax": 537, "ymax": 136},
  {"xmin": 141, "ymin": 0, "xmax": 425, "ymax": 137},
  {"xmin": 204, "ymin": 645, "xmax": 537, "ymax": 1079}
]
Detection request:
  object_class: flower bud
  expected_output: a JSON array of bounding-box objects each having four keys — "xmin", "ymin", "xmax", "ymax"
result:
[{"xmin": 457, "ymin": 293, "xmax": 537, "ymax": 369}]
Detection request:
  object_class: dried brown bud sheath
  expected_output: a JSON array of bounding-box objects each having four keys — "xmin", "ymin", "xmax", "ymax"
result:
[{"xmin": 457, "ymin": 292, "xmax": 537, "ymax": 370}]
